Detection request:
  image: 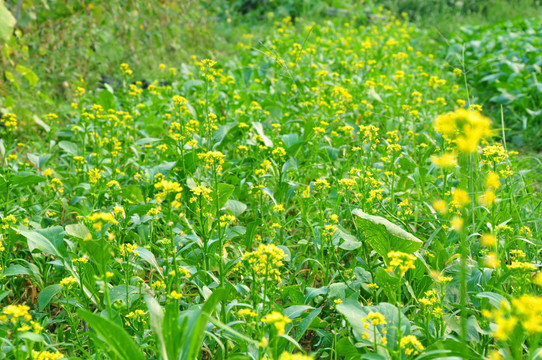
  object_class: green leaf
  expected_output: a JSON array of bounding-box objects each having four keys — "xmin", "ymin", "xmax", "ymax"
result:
[
  {"xmin": 224, "ymin": 199, "xmax": 247, "ymax": 216},
  {"xmin": 38, "ymin": 284, "xmax": 61, "ymax": 311},
  {"xmin": 368, "ymin": 88, "xmax": 383, "ymax": 103},
  {"xmin": 10, "ymin": 173, "xmax": 46, "ymax": 188},
  {"xmin": 335, "ymin": 228, "xmax": 362, "ymax": 250},
  {"xmin": 79, "ymin": 238, "xmax": 112, "ymax": 273},
  {"xmin": 5, "ymin": 70, "xmax": 19, "ymax": 90},
  {"xmin": 136, "ymin": 247, "xmax": 162, "ymax": 275},
  {"xmin": 218, "ymin": 183, "xmax": 235, "ymax": 208},
  {"xmin": 35, "ymin": 226, "xmax": 67, "ymax": 257},
  {"xmin": 77, "ymin": 309, "xmax": 146, "ymax": 360},
  {"xmin": 336, "ymin": 299, "xmax": 410, "ymax": 352},
  {"xmin": 352, "ymin": 209, "xmax": 422, "ymax": 260},
  {"xmin": 336, "ymin": 337, "xmax": 361, "ymax": 359},
  {"xmin": 19, "ymin": 228, "xmax": 63, "ymax": 258},
  {"xmin": 184, "ymin": 288, "xmax": 229, "ymax": 360},
  {"xmin": 3, "ymin": 264, "xmax": 31, "ymax": 276},
  {"xmin": 27, "ymin": 153, "xmax": 51, "ymax": 169},
  {"xmin": 58, "ymin": 141, "xmax": 79, "ymax": 155},
  {"xmin": 214, "ymin": 122, "xmax": 237, "ymax": 145},
  {"xmin": 110, "ymin": 285, "xmax": 141, "ymax": 304},
  {"xmin": 98, "ymin": 89, "xmax": 117, "ymax": 110},
  {"xmin": 0, "ymin": 1, "xmax": 16, "ymax": 41},
  {"xmin": 476, "ymin": 292, "xmax": 507, "ymax": 308},
  {"xmin": 65, "ymin": 223, "xmax": 90, "ymax": 240},
  {"xmin": 252, "ymin": 122, "xmax": 273, "ymax": 148},
  {"xmin": 0, "ymin": 290, "xmax": 11, "ymax": 303},
  {"xmin": 19, "ymin": 332, "xmax": 44, "ymax": 342},
  {"xmin": 33, "ymin": 115, "xmax": 51, "ymax": 133},
  {"xmin": 122, "ymin": 185, "xmax": 144, "ymax": 204},
  {"xmin": 15, "ymin": 65, "xmax": 39, "ymax": 87},
  {"xmin": 144, "ymin": 295, "xmax": 168, "ymax": 360}
]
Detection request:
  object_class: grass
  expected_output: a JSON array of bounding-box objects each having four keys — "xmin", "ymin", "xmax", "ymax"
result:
[{"xmin": 1, "ymin": 2, "xmax": 542, "ymax": 360}]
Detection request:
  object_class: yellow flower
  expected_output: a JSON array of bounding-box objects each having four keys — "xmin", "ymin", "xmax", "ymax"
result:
[
  {"xmin": 242, "ymin": 244, "xmax": 286, "ymax": 282},
  {"xmin": 32, "ymin": 350, "xmax": 65, "ymax": 360},
  {"xmin": 2, "ymin": 304, "xmax": 32, "ymax": 321},
  {"xmin": 478, "ymin": 190, "xmax": 496, "ymax": 206},
  {"xmin": 362, "ymin": 311, "xmax": 387, "ymax": 326},
  {"xmin": 262, "ymin": 311, "xmax": 292, "ymax": 335},
  {"xmin": 169, "ymin": 290, "xmax": 182, "ymax": 299},
  {"xmin": 451, "ymin": 216, "xmax": 464, "ymax": 231},
  {"xmin": 400, "ymin": 335, "xmax": 424, "ymax": 356},
  {"xmin": 88, "ymin": 168, "xmax": 102, "ymax": 184},
  {"xmin": 432, "ymin": 199, "xmax": 447, "ymax": 214},
  {"xmin": 87, "ymin": 212, "xmax": 118, "ymax": 231},
  {"xmin": 452, "ymin": 188, "xmax": 469, "ymax": 208},
  {"xmin": 486, "ymin": 252, "xmax": 500, "ymax": 269},
  {"xmin": 387, "ymin": 251, "xmax": 416, "ymax": 275},
  {"xmin": 485, "ymin": 172, "xmax": 501, "ymax": 189},
  {"xmin": 238, "ymin": 308, "xmax": 258, "ymax": 318},
  {"xmin": 434, "ymin": 109, "xmax": 491, "ymax": 153},
  {"xmin": 59, "ymin": 276, "xmax": 78, "ymax": 289},
  {"xmin": 1, "ymin": 113, "xmax": 18, "ymax": 131},
  {"xmin": 480, "ymin": 234, "xmax": 496, "ymax": 247},
  {"xmin": 278, "ymin": 352, "xmax": 313, "ymax": 360},
  {"xmin": 120, "ymin": 63, "xmax": 133, "ymax": 76},
  {"xmin": 430, "ymin": 153, "xmax": 457, "ymax": 168},
  {"xmin": 494, "ymin": 315, "xmax": 518, "ymax": 341}
]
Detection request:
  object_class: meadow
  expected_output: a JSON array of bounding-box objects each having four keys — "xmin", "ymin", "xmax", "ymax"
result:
[{"xmin": 1, "ymin": 1, "xmax": 542, "ymax": 360}]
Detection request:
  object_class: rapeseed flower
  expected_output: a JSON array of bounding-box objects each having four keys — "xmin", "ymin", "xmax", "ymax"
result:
[
  {"xmin": 262, "ymin": 311, "xmax": 291, "ymax": 335},
  {"xmin": 242, "ymin": 244, "xmax": 286, "ymax": 282},
  {"xmin": 387, "ymin": 251, "xmax": 416, "ymax": 275},
  {"xmin": 400, "ymin": 335, "xmax": 424, "ymax": 355}
]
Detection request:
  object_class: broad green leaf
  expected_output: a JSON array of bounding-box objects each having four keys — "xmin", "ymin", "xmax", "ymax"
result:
[
  {"xmin": 0, "ymin": 1, "xmax": 16, "ymax": 41},
  {"xmin": 110, "ymin": 285, "xmax": 141, "ymax": 304},
  {"xmin": 0, "ymin": 290, "xmax": 11, "ymax": 303},
  {"xmin": 3, "ymin": 264, "xmax": 31, "ymax": 276},
  {"xmin": 27, "ymin": 153, "xmax": 51, "ymax": 169},
  {"xmin": 10, "ymin": 173, "xmax": 46, "ymax": 187},
  {"xmin": 368, "ymin": 88, "xmax": 382, "ymax": 102},
  {"xmin": 218, "ymin": 183, "xmax": 235, "ymax": 208},
  {"xmin": 33, "ymin": 115, "xmax": 51, "ymax": 133},
  {"xmin": 134, "ymin": 137, "xmax": 161, "ymax": 145},
  {"xmin": 352, "ymin": 209, "xmax": 423, "ymax": 259},
  {"xmin": 224, "ymin": 199, "xmax": 247, "ymax": 216},
  {"xmin": 214, "ymin": 122, "xmax": 237, "ymax": 145},
  {"xmin": 184, "ymin": 288, "xmax": 229, "ymax": 360},
  {"xmin": 77, "ymin": 309, "xmax": 146, "ymax": 360},
  {"xmin": 65, "ymin": 223, "xmax": 90, "ymax": 240},
  {"xmin": 35, "ymin": 226, "xmax": 67, "ymax": 257},
  {"xmin": 476, "ymin": 292, "xmax": 507, "ymax": 308},
  {"xmin": 136, "ymin": 247, "xmax": 162, "ymax": 275},
  {"xmin": 16, "ymin": 65, "xmax": 39, "ymax": 87},
  {"xmin": 98, "ymin": 89, "xmax": 116, "ymax": 110},
  {"xmin": 19, "ymin": 332, "xmax": 44, "ymax": 342},
  {"xmin": 38, "ymin": 284, "xmax": 61, "ymax": 311},
  {"xmin": 121, "ymin": 185, "xmax": 144, "ymax": 204},
  {"xmin": 336, "ymin": 299, "xmax": 410, "ymax": 352},
  {"xmin": 58, "ymin": 141, "xmax": 79, "ymax": 155},
  {"xmin": 19, "ymin": 228, "xmax": 62, "ymax": 258},
  {"xmin": 144, "ymin": 295, "xmax": 168, "ymax": 360},
  {"xmin": 252, "ymin": 122, "xmax": 273, "ymax": 148},
  {"xmin": 78, "ymin": 237, "xmax": 112, "ymax": 273}
]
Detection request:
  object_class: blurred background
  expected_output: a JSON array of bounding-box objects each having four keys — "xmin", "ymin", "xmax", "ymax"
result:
[{"xmin": 1, "ymin": 0, "xmax": 542, "ymax": 148}]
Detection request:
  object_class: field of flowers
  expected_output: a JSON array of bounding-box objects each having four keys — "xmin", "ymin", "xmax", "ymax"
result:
[{"xmin": 1, "ymin": 6, "xmax": 542, "ymax": 360}]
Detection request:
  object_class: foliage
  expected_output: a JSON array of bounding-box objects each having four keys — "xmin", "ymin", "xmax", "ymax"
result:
[
  {"xmin": 0, "ymin": 0, "xmax": 216, "ymax": 124},
  {"xmin": 0, "ymin": 3, "xmax": 542, "ymax": 360},
  {"xmin": 447, "ymin": 17, "xmax": 542, "ymax": 149}
]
